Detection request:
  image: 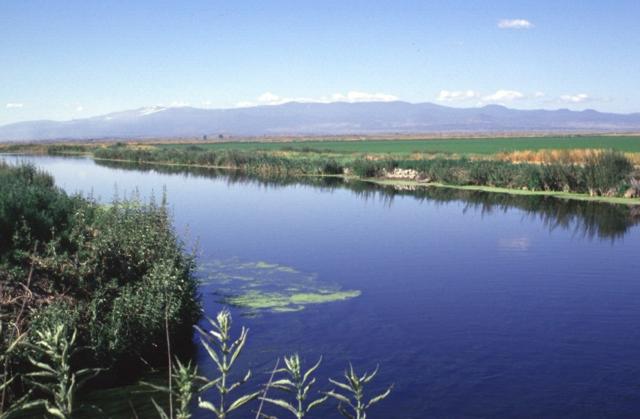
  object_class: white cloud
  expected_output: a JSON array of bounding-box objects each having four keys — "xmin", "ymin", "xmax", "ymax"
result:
[
  {"xmin": 482, "ymin": 89, "xmax": 525, "ymax": 103},
  {"xmin": 498, "ymin": 19, "xmax": 534, "ymax": 29},
  {"xmin": 5, "ymin": 103, "xmax": 24, "ymax": 109},
  {"xmin": 237, "ymin": 91, "xmax": 399, "ymax": 107},
  {"xmin": 258, "ymin": 92, "xmax": 281, "ymax": 103},
  {"xmin": 559, "ymin": 93, "xmax": 590, "ymax": 103},
  {"xmin": 435, "ymin": 90, "xmax": 602, "ymax": 107},
  {"xmin": 436, "ymin": 90, "xmax": 480, "ymax": 102},
  {"xmin": 330, "ymin": 91, "xmax": 398, "ymax": 102},
  {"xmin": 75, "ymin": 106, "xmax": 84, "ymax": 112},
  {"xmin": 169, "ymin": 101, "xmax": 190, "ymax": 107}
]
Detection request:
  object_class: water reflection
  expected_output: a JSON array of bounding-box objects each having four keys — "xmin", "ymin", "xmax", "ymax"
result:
[{"xmin": 96, "ymin": 159, "xmax": 640, "ymax": 240}]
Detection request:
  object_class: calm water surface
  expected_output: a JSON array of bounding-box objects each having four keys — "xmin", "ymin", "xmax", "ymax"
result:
[{"xmin": 3, "ymin": 155, "xmax": 640, "ymax": 418}]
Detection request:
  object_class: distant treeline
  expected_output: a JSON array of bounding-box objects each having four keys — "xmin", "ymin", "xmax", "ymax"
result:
[
  {"xmin": 0, "ymin": 162, "xmax": 199, "ymax": 413},
  {"xmin": 92, "ymin": 144, "xmax": 639, "ymax": 198}
]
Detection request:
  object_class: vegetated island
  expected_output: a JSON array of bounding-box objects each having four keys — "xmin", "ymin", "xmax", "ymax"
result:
[{"xmin": 3, "ymin": 134, "xmax": 639, "ymax": 205}]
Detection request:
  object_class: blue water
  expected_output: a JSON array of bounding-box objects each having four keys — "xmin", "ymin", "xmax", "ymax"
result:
[{"xmin": 4, "ymin": 155, "xmax": 640, "ymax": 418}]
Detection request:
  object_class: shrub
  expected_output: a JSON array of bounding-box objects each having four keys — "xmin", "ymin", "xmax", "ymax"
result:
[
  {"xmin": 0, "ymin": 163, "xmax": 82, "ymax": 257},
  {"xmin": 351, "ymin": 159, "xmax": 381, "ymax": 178},
  {"xmin": 0, "ymin": 163, "xmax": 200, "ymax": 410},
  {"xmin": 321, "ymin": 159, "xmax": 344, "ymax": 175},
  {"xmin": 584, "ymin": 150, "xmax": 633, "ymax": 195}
]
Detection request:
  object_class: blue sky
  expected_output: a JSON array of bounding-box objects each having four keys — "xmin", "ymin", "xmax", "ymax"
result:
[{"xmin": 1, "ymin": 0, "xmax": 639, "ymax": 125}]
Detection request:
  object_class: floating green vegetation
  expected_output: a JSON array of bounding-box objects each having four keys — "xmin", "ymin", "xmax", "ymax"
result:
[
  {"xmin": 198, "ymin": 258, "xmax": 361, "ymax": 314},
  {"xmin": 225, "ymin": 290, "xmax": 362, "ymax": 311}
]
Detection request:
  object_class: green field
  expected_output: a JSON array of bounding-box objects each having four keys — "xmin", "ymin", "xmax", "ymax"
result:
[{"xmin": 157, "ymin": 135, "xmax": 640, "ymax": 155}]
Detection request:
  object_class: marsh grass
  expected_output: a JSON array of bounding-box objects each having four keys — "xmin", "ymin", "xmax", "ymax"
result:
[{"xmin": 89, "ymin": 144, "xmax": 638, "ymax": 198}]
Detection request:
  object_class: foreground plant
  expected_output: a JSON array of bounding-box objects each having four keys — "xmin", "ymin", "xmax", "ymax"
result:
[
  {"xmin": 25, "ymin": 325, "xmax": 101, "ymax": 419},
  {"xmin": 144, "ymin": 359, "xmax": 200, "ymax": 419},
  {"xmin": 261, "ymin": 354, "xmax": 327, "ymax": 418},
  {"xmin": 196, "ymin": 309, "xmax": 260, "ymax": 418},
  {"xmin": 0, "ymin": 322, "xmax": 31, "ymax": 419},
  {"xmin": 326, "ymin": 364, "xmax": 392, "ymax": 419}
]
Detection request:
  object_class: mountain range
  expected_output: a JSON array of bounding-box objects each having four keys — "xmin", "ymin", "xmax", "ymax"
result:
[{"xmin": 1, "ymin": 101, "xmax": 640, "ymax": 141}]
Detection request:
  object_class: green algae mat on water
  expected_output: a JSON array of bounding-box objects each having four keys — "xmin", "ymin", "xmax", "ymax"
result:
[{"xmin": 198, "ymin": 258, "xmax": 361, "ymax": 315}]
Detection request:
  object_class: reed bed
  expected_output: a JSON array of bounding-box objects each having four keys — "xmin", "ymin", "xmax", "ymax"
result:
[{"xmin": 89, "ymin": 145, "xmax": 639, "ymax": 198}]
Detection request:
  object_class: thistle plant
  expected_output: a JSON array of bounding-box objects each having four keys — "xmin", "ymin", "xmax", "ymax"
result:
[
  {"xmin": 196, "ymin": 309, "xmax": 260, "ymax": 418},
  {"xmin": 260, "ymin": 354, "xmax": 328, "ymax": 419},
  {"xmin": 25, "ymin": 325, "xmax": 102, "ymax": 419},
  {"xmin": 326, "ymin": 364, "xmax": 392, "ymax": 419},
  {"xmin": 143, "ymin": 359, "xmax": 200, "ymax": 419}
]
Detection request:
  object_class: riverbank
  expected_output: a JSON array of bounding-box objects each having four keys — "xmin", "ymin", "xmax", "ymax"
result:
[
  {"xmin": 0, "ymin": 162, "xmax": 200, "ymax": 415},
  {"xmin": 3, "ymin": 139, "xmax": 640, "ymax": 205},
  {"xmin": 93, "ymin": 155, "xmax": 640, "ymax": 206},
  {"xmin": 96, "ymin": 156, "xmax": 640, "ymax": 205}
]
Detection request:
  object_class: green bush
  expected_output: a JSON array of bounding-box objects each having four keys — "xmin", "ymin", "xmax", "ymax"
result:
[
  {"xmin": 321, "ymin": 159, "xmax": 344, "ymax": 175},
  {"xmin": 0, "ymin": 163, "xmax": 200, "ymax": 410},
  {"xmin": 0, "ymin": 162, "xmax": 82, "ymax": 257}
]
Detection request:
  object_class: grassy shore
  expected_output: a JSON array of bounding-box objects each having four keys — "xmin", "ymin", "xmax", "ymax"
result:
[
  {"xmin": 92, "ymin": 156, "xmax": 640, "ymax": 206},
  {"xmin": 2, "ymin": 135, "xmax": 640, "ymax": 205},
  {"xmin": 91, "ymin": 153, "xmax": 640, "ymax": 205}
]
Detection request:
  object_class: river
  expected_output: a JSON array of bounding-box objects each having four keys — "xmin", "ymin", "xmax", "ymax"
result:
[{"xmin": 3, "ymin": 155, "xmax": 640, "ymax": 418}]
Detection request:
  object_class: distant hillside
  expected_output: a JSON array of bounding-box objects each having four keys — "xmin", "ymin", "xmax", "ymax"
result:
[{"xmin": 1, "ymin": 101, "xmax": 640, "ymax": 141}]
